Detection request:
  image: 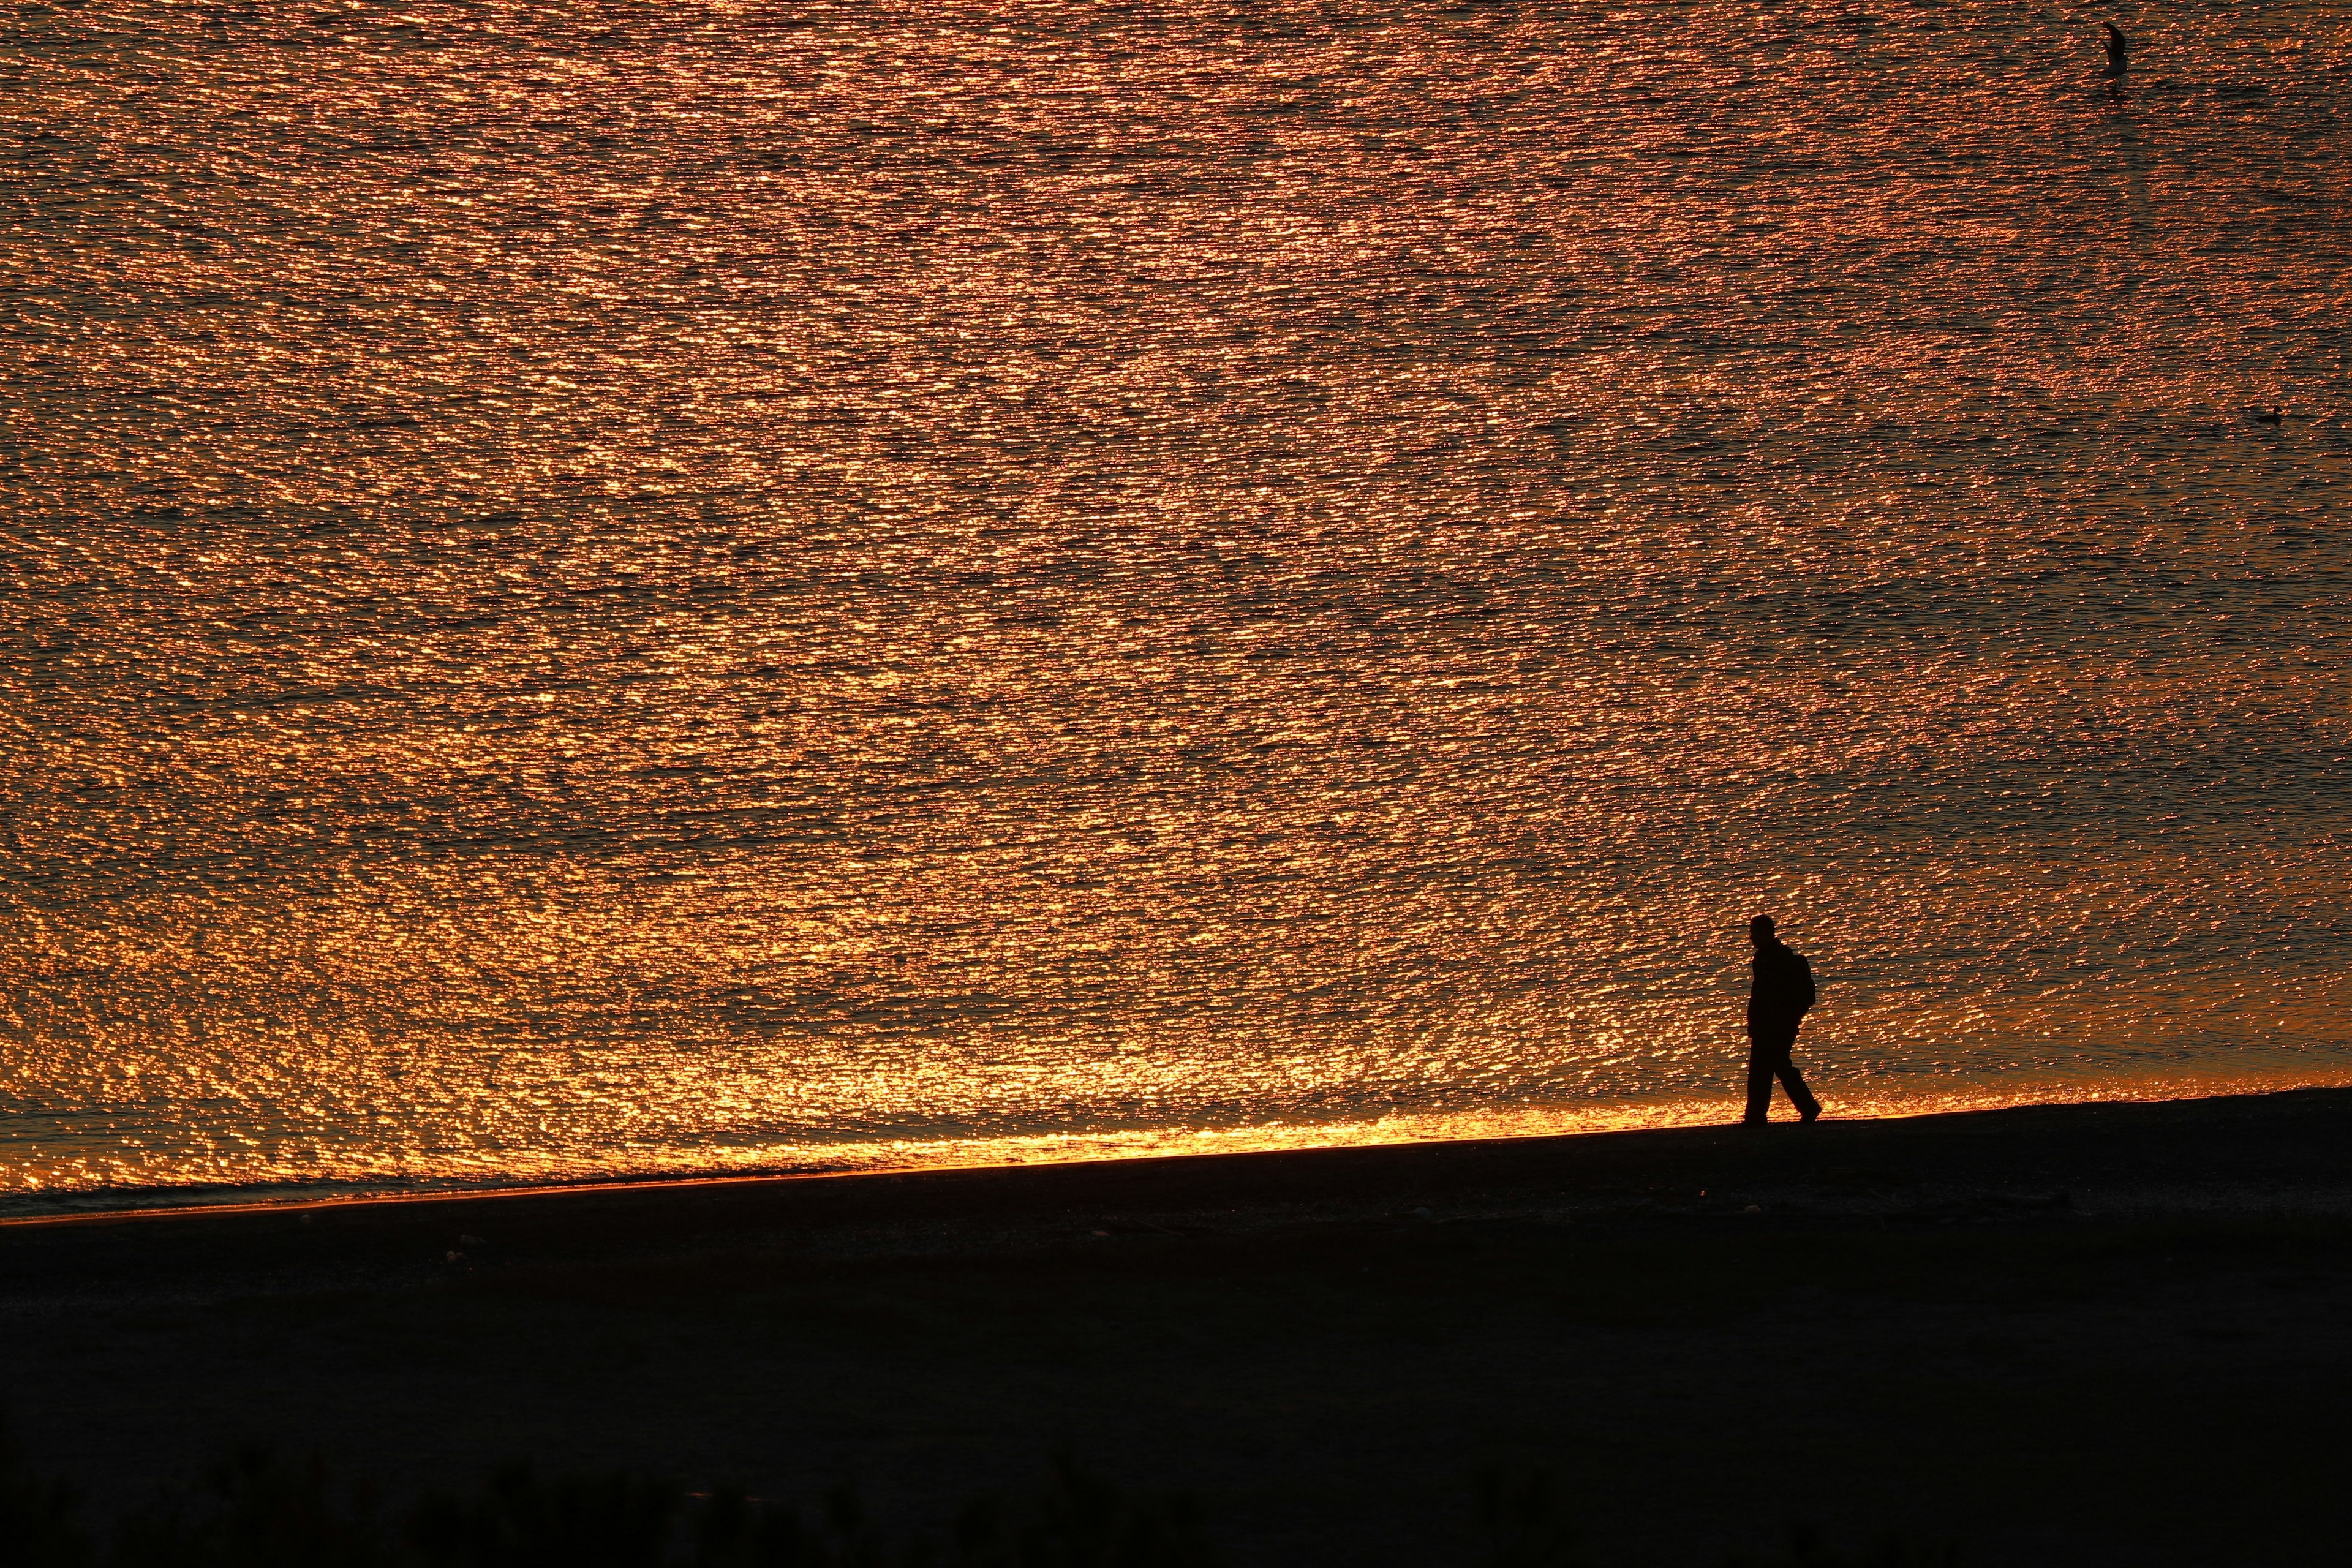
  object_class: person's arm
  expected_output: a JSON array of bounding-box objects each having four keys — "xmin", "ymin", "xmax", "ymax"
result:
[{"xmin": 1796, "ymin": 953, "xmax": 1817, "ymax": 1012}]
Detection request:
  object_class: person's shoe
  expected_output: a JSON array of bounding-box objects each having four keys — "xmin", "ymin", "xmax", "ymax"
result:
[
  {"xmin": 1799, "ymin": 1107, "xmax": 1822, "ymax": 1124},
  {"xmin": 1739, "ymin": 1117, "xmax": 1770, "ymax": 1129}
]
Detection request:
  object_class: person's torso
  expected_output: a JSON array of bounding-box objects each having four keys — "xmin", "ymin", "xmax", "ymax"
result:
[{"xmin": 1748, "ymin": 941, "xmax": 1814, "ymax": 1016}]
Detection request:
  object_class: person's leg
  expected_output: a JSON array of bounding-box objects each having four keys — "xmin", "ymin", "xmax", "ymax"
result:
[
  {"xmin": 1774, "ymin": 1023, "xmax": 1822, "ymax": 1121},
  {"xmin": 1743, "ymin": 1030, "xmax": 1774, "ymax": 1123},
  {"xmin": 1775, "ymin": 1058, "xmax": 1820, "ymax": 1120}
]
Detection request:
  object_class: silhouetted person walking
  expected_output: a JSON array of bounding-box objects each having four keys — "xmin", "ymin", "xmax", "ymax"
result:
[{"xmin": 1744, "ymin": 915, "xmax": 1821, "ymax": 1125}]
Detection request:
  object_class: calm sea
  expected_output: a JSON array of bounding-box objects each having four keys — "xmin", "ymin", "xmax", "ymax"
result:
[{"xmin": 4, "ymin": 1, "xmax": 2348, "ymax": 1213}]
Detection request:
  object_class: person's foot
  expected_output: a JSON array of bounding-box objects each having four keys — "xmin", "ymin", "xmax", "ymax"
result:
[
  {"xmin": 1740, "ymin": 1117, "xmax": 1770, "ymax": 1128},
  {"xmin": 1799, "ymin": 1107, "xmax": 1822, "ymax": 1124}
]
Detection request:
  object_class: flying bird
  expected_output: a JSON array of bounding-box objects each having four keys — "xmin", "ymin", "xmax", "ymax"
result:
[{"xmin": 2103, "ymin": 23, "xmax": 2130, "ymax": 78}]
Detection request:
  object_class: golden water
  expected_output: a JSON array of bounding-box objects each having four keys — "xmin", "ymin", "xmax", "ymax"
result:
[{"xmin": 4, "ymin": 1, "xmax": 2349, "ymax": 1210}]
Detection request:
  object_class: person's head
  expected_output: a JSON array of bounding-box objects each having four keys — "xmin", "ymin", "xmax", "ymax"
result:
[{"xmin": 1749, "ymin": 914, "xmax": 1776, "ymax": 945}]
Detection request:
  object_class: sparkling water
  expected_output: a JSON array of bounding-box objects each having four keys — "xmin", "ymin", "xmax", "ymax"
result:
[{"xmin": 4, "ymin": 0, "xmax": 2348, "ymax": 1210}]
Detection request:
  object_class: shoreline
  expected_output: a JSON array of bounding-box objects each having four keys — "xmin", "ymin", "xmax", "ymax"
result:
[
  {"xmin": 9, "ymin": 1084, "xmax": 2351, "ymax": 1293},
  {"xmin": 17, "ymin": 1065, "xmax": 2350, "ymax": 1233}
]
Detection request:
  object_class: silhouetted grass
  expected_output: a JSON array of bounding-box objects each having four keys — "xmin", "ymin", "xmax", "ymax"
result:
[
  {"xmin": 1470, "ymin": 1469, "xmax": 1583, "ymax": 1568},
  {"xmin": 1719, "ymin": 1524, "xmax": 1962, "ymax": 1568},
  {"xmin": 0, "ymin": 1441, "xmax": 1213, "ymax": 1568},
  {"xmin": 0, "ymin": 1438, "xmax": 1951, "ymax": 1567},
  {"xmin": 0, "ymin": 1432, "xmax": 88, "ymax": 1568}
]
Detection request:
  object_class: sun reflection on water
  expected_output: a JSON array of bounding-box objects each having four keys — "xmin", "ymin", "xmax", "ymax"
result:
[{"xmin": 2, "ymin": 1, "xmax": 2349, "ymax": 1210}]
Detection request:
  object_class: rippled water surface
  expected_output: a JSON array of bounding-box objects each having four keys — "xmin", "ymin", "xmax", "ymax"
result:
[{"xmin": 4, "ymin": 0, "xmax": 2350, "ymax": 1211}]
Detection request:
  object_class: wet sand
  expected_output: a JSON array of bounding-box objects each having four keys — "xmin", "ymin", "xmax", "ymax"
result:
[{"xmin": 7, "ymin": 1088, "xmax": 2352, "ymax": 1564}]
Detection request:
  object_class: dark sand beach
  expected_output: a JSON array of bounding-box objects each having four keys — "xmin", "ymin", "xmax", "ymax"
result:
[{"xmin": 7, "ymin": 1088, "xmax": 2352, "ymax": 1564}]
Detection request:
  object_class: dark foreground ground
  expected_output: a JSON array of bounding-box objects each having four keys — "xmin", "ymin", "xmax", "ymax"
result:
[{"xmin": 7, "ymin": 1088, "xmax": 2352, "ymax": 1566}]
